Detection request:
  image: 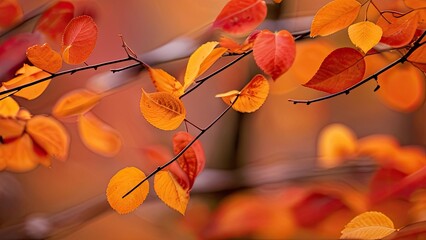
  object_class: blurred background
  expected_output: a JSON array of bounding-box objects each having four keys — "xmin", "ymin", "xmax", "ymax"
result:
[{"xmin": 0, "ymin": 0, "xmax": 425, "ymax": 239}]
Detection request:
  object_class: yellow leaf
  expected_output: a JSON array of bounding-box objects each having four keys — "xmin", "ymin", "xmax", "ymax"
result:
[
  {"xmin": 2, "ymin": 64, "xmax": 51, "ymax": 100},
  {"xmin": 348, "ymin": 21, "xmax": 383, "ymax": 53},
  {"xmin": 26, "ymin": 115, "xmax": 69, "ymax": 161},
  {"xmin": 78, "ymin": 112, "xmax": 122, "ymax": 157},
  {"xmin": 26, "ymin": 43, "xmax": 62, "ymax": 73},
  {"xmin": 197, "ymin": 47, "xmax": 227, "ymax": 79},
  {"xmin": 311, "ymin": 0, "xmax": 361, "ymax": 37},
  {"xmin": 140, "ymin": 89, "xmax": 186, "ymax": 130},
  {"xmin": 154, "ymin": 170, "xmax": 189, "ymax": 215},
  {"xmin": 106, "ymin": 167, "xmax": 149, "ymax": 214},
  {"xmin": 52, "ymin": 89, "xmax": 101, "ymax": 118},
  {"xmin": 0, "ymin": 118, "xmax": 25, "ymax": 139},
  {"xmin": 216, "ymin": 74, "xmax": 269, "ymax": 113},
  {"xmin": 148, "ymin": 67, "xmax": 184, "ymax": 97},
  {"xmin": 0, "ymin": 96, "xmax": 19, "ymax": 117},
  {"xmin": 340, "ymin": 211, "xmax": 396, "ymax": 239},
  {"xmin": 184, "ymin": 41, "xmax": 219, "ymax": 90}
]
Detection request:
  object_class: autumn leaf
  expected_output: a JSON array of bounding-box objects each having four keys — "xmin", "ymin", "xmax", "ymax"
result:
[
  {"xmin": 78, "ymin": 112, "xmax": 122, "ymax": 157},
  {"xmin": 0, "ymin": 0, "xmax": 23, "ymax": 28},
  {"xmin": 26, "ymin": 115, "xmax": 69, "ymax": 161},
  {"xmin": 154, "ymin": 170, "xmax": 189, "ymax": 215},
  {"xmin": 52, "ymin": 88, "xmax": 102, "ymax": 118},
  {"xmin": 377, "ymin": 13, "xmax": 419, "ymax": 48},
  {"xmin": 213, "ymin": 0, "xmax": 267, "ymax": 35},
  {"xmin": 26, "ymin": 43, "xmax": 62, "ymax": 73},
  {"xmin": 2, "ymin": 64, "xmax": 51, "ymax": 100},
  {"xmin": 253, "ymin": 30, "xmax": 296, "ymax": 80},
  {"xmin": 303, "ymin": 48, "xmax": 366, "ymax": 93},
  {"xmin": 0, "ymin": 95, "xmax": 19, "ymax": 117},
  {"xmin": 408, "ymin": 43, "xmax": 426, "ymax": 73},
  {"xmin": 340, "ymin": 211, "xmax": 396, "ymax": 239},
  {"xmin": 197, "ymin": 47, "xmax": 228, "ymax": 78},
  {"xmin": 219, "ymin": 36, "xmax": 253, "ymax": 54},
  {"xmin": 0, "ymin": 118, "xmax": 25, "ymax": 140},
  {"xmin": 310, "ymin": 0, "xmax": 361, "ymax": 37},
  {"xmin": 62, "ymin": 15, "xmax": 98, "ymax": 65},
  {"xmin": 148, "ymin": 67, "xmax": 184, "ymax": 97},
  {"xmin": 216, "ymin": 74, "xmax": 269, "ymax": 113},
  {"xmin": 348, "ymin": 21, "xmax": 383, "ymax": 53},
  {"xmin": 140, "ymin": 89, "xmax": 186, "ymax": 130},
  {"xmin": 106, "ymin": 167, "xmax": 149, "ymax": 214}
]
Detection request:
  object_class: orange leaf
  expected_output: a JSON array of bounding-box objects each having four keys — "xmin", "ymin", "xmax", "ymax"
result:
[
  {"xmin": 408, "ymin": 42, "xmax": 426, "ymax": 70},
  {"xmin": 216, "ymin": 74, "xmax": 269, "ymax": 113},
  {"xmin": 26, "ymin": 115, "xmax": 69, "ymax": 161},
  {"xmin": 348, "ymin": 21, "xmax": 383, "ymax": 53},
  {"xmin": 213, "ymin": 0, "xmax": 267, "ymax": 35},
  {"xmin": 173, "ymin": 131, "xmax": 205, "ymax": 190},
  {"xmin": 154, "ymin": 170, "xmax": 189, "ymax": 215},
  {"xmin": 219, "ymin": 35, "xmax": 255, "ymax": 54},
  {"xmin": 253, "ymin": 30, "xmax": 296, "ymax": 80},
  {"xmin": 62, "ymin": 15, "xmax": 98, "ymax": 64},
  {"xmin": 0, "ymin": 0, "xmax": 23, "ymax": 28},
  {"xmin": 0, "ymin": 118, "xmax": 25, "ymax": 140},
  {"xmin": 106, "ymin": 167, "xmax": 149, "ymax": 214},
  {"xmin": 197, "ymin": 47, "xmax": 228, "ymax": 78},
  {"xmin": 404, "ymin": 0, "xmax": 426, "ymax": 9},
  {"xmin": 35, "ymin": 1, "xmax": 74, "ymax": 44},
  {"xmin": 52, "ymin": 88, "xmax": 101, "ymax": 118},
  {"xmin": 0, "ymin": 95, "xmax": 19, "ymax": 117},
  {"xmin": 140, "ymin": 89, "xmax": 186, "ymax": 130},
  {"xmin": 317, "ymin": 123, "xmax": 358, "ymax": 168},
  {"xmin": 26, "ymin": 43, "xmax": 63, "ymax": 73},
  {"xmin": 310, "ymin": 0, "xmax": 361, "ymax": 37},
  {"xmin": 303, "ymin": 47, "xmax": 366, "ymax": 93},
  {"xmin": 78, "ymin": 112, "xmax": 122, "ymax": 157},
  {"xmin": 148, "ymin": 67, "xmax": 184, "ymax": 97},
  {"xmin": 377, "ymin": 13, "xmax": 419, "ymax": 48},
  {"xmin": 340, "ymin": 211, "xmax": 396, "ymax": 239}
]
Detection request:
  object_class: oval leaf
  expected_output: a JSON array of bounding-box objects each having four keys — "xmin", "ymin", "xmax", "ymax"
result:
[
  {"xmin": 140, "ymin": 89, "xmax": 186, "ymax": 131},
  {"xmin": 0, "ymin": 118, "xmax": 25, "ymax": 140},
  {"xmin": 253, "ymin": 30, "xmax": 296, "ymax": 80},
  {"xmin": 0, "ymin": 0, "xmax": 23, "ymax": 28},
  {"xmin": 348, "ymin": 21, "xmax": 383, "ymax": 53},
  {"xmin": 62, "ymin": 15, "xmax": 98, "ymax": 64},
  {"xmin": 303, "ymin": 47, "xmax": 366, "ymax": 94},
  {"xmin": 148, "ymin": 67, "xmax": 184, "ymax": 97},
  {"xmin": 340, "ymin": 211, "xmax": 396, "ymax": 239},
  {"xmin": 377, "ymin": 13, "xmax": 419, "ymax": 48},
  {"xmin": 26, "ymin": 43, "xmax": 63, "ymax": 73},
  {"xmin": 154, "ymin": 170, "xmax": 189, "ymax": 215},
  {"xmin": 106, "ymin": 167, "xmax": 149, "ymax": 214},
  {"xmin": 52, "ymin": 88, "xmax": 101, "ymax": 118},
  {"xmin": 213, "ymin": 0, "xmax": 267, "ymax": 35},
  {"xmin": 311, "ymin": 0, "xmax": 361, "ymax": 37},
  {"xmin": 78, "ymin": 112, "xmax": 122, "ymax": 157},
  {"xmin": 26, "ymin": 115, "xmax": 69, "ymax": 161}
]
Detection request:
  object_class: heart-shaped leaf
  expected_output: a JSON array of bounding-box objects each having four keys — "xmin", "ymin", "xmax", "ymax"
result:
[{"xmin": 348, "ymin": 21, "xmax": 383, "ymax": 53}]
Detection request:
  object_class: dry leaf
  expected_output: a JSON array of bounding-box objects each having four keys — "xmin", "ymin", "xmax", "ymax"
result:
[
  {"xmin": 26, "ymin": 43, "xmax": 63, "ymax": 73},
  {"xmin": 340, "ymin": 211, "xmax": 396, "ymax": 239},
  {"xmin": 52, "ymin": 88, "xmax": 102, "ymax": 118},
  {"xmin": 154, "ymin": 170, "xmax": 189, "ymax": 215},
  {"xmin": 348, "ymin": 21, "xmax": 383, "ymax": 53}
]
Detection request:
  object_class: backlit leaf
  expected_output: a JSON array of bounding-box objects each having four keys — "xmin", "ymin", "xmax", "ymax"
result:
[
  {"xmin": 106, "ymin": 167, "xmax": 149, "ymax": 214},
  {"xmin": 173, "ymin": 131, "xmax": 206, "ymax": 190},
  {"xmin": 148, "ymin": 67, "xmax": 184, "ymax": 97},
  {"xmin": 62, "ymin": 15, "xmax": 98, "ymax": 64},
  {"xmin": 140, "ymin": 89, "xmax": 186, "ymax": 131},
  {"xmin": 0, "ymin": 0, "xmax": 23, "ymax": 28},
  {"xmin": 0, "ymin": 96, "xmax": 19, "ymax": 117},
  {"xmin": 253, "ymin": 30, "xmax": 296, "ymax": 80},
  {"xmin": 340, "ymin": 211, "xmax": 396, "ymax": 239},
  {"xmin": 26, "ymin": 43, "xmax": 62, "ymax": 73},
  {"xmin": 0, "ymin": 118, "xmax": 25, "ymax": 139},
  {"xmin": 197, "ymin": 47, "xmax": 227, "ymax": 78},
  {"xmin": 52, "ymin": 88, "xmax": 101, "ymax": 118},
  {"xmin": 408, "ymin": 43, "xmax": 426, "ymax": 73},
  {"xmin": 184, "ymin": 41, "xmax": 219, "ymax": 90},
  {"xmin": 154, "ymin": 170, "xmax": 189, "ymax": 215},
  {"xmin": 213, "ymin": 0, "xmax": 267, "ymax": 35},
  {"xmin": 303, "ymin": 47, "xmax": 366, "ymax": 93},
  {"xmin": 310, "ymin": 0, "xmax": 361, "ymax": 37},
  {"xmin": 26, "ymin": 115, "xmax": 69, "ymax": 161},
  {"xmin": 78, "ymin": 112, "xmax": 122, "ymax": 157},
  {"xmin": 404, "ymin": 0, "xmax": 426, "ymax": 9},
  {"xmin": 216, "ymin": 74, "xmax": 269, "ymax": 113},
  {"xmin": 317, "ymin": 123, "xmax": 357, "ymax": 168},
  {"xmin": 376, "ymin": 13, "xmax": 419, "ymax": 48},
  {"xmin": 348, "ymin": 21, "xmax": 383, "ymax": 53},
  {"xmin": 35, "ymin": 1, "xmax": 74, "ymax": 44},
  {"xmin": 2, "ymin": 64, "xmax": 51, "ymax": 100}
]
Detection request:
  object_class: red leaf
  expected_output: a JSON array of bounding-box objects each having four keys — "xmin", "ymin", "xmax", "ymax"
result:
[
  {"xmin": 0, "ymin": 0, "xmax": 23, "ymax": 28},
  {"xmin": 35, "ymin": 1, "xmax": 74, "ymax": 44},
  {"xmin": 213, "ymin": 0, "xmax": 267, "ymax": 35},
  {"xmin": 377, "ymin": 12, "xmax": 419, "ymax": 48},
  {"xmin": 303, "ymin": 47, "xmax": 366, "ymax": 93},
  {"xmin": 253, "ymin": 30, "xmax": 296, "ymax": 80}
]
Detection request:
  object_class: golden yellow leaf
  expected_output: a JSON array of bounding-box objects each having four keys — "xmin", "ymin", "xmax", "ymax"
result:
[
  {"xmin": 216, "ymin": 74, "xmax": 269, "ymax": 113},
  {"xmin": 184, "ymin": 41, "xmax": 219, "ymax": 90},
  {"xmin": 140, "ymin": 89, "xmax": 186, "ymax": 130},
  {"xmin": 26, "ymin": 115, "xmax": 69, "ymax": 161},
  {"xmin": 348, "ymin": 21, "xmax": 383, "ymax": 53},
  {"xmin": 78, "ymin": 112, "xmax": 122, "ymax": 157},
  {"xmin": 2, "ymin": 64, "xmax": 51, "ymax": 100},
  {"xmin": 154, "ymin": 170, "xmax": 189, "ymax": 215},
  {"xmin": 0, "ymin": 96, "xmax": 19, "ymax": 117},
  {"xmin": 26, "ymin": 43, "xmax": 63, "ymax": 73},
  {"xmin": 197, "ymin": 47, "xmax": 227, "ymax": 78},
  {"xmin": 318, "ymin": 123, "xmax": 358, "ymax": 168},
  {"xmin": 148, "ymin": 67, "xmax": 184, "ymax": 97},
  {"xmin": 0, "ymin": 118, "xmax": 25, "ymax": 139},
  {"xmin": 17, "ymin": 109, "xmax": 32, "ymax": 120},
  {"xmin": 311, "ymin": 0, "xmax": 361, "ymax": 37},
  {"xmin": 340, "ymin": 211, "xmax": 396, "ymax": 239},
  {"xmin": 52, "ymin": 89, "xmax": 101, "ymax": 118},
  {"xmin": 106, "ymin": 167, "xmax": 149, "ymax": 214}
]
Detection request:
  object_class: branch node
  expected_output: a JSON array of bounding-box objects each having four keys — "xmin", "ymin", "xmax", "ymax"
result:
[
  {"xmin": 345, "ymin": 90, "xmax": 350, "ymax": 95},
  {"xmin": 374, "ymin": 84, "xmax": 381, "ymax": 92}
]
